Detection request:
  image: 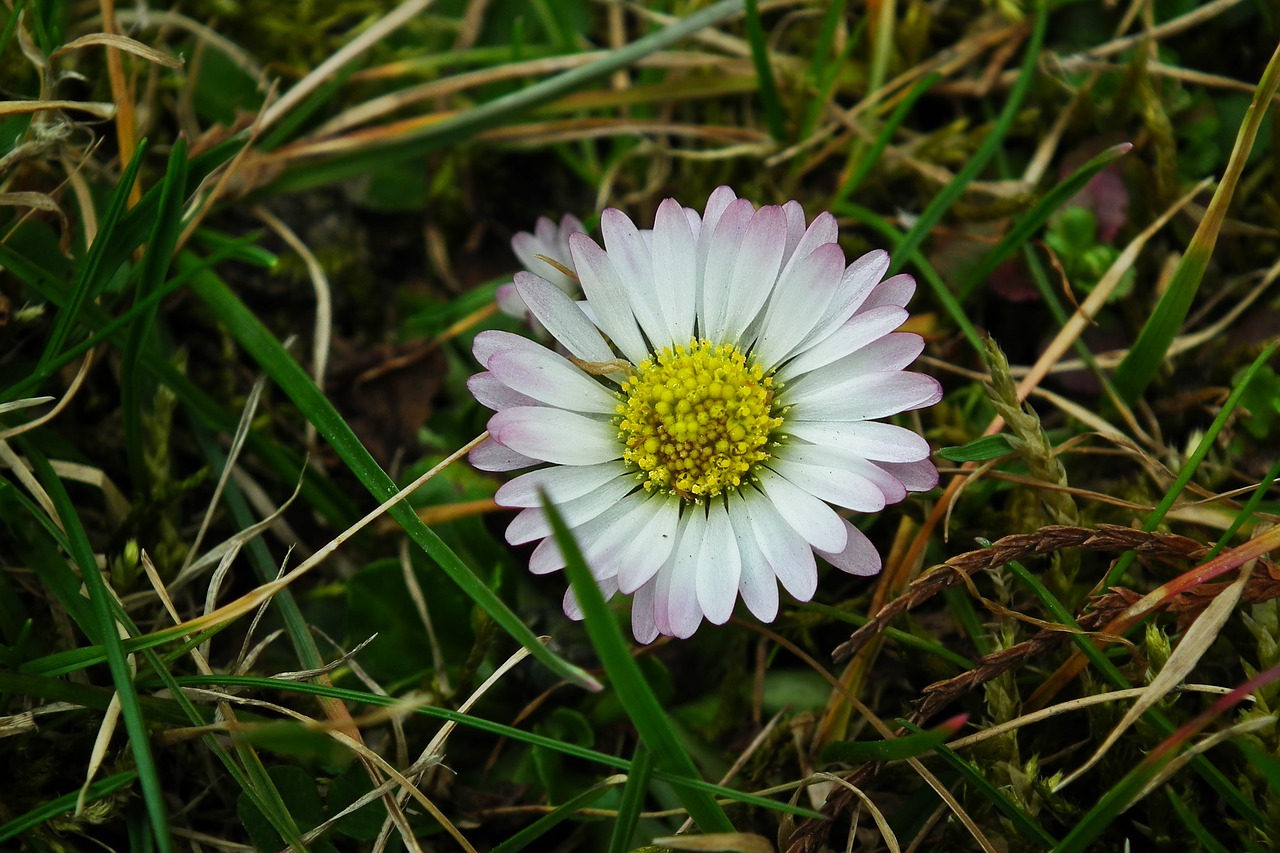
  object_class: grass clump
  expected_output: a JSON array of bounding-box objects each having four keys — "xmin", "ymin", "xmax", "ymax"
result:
[{"xmin": 1, "ymin": 1, "xmax": 1279, "ymax": 851}]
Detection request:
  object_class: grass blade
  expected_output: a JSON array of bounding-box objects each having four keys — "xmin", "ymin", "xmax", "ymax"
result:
[
  {"xmin": 121, "ymin": 136, "xmax": 189, "ymax": 488},
  {"xmin": 491, "ymin": 775, "xmax": 626, "ymax": 853},
  {"xmin": 183, "ymin": 259, "xmax": 598, "ymax": 690},
  {"xmin": 268, "ymin": 0, "xmax": 748, "ymax": 192},
  {"xmin": 18, "ymin": 441, "xmax": 173, "ymax": 851},
  {"xmin": 1112, "ymin": 41, "xmax": 1280, "ymax": 402},
  {"xmin": 897, "ymin": 720, "xmax": 1058, "ymax": 848},
  {"xmin": 743, "ymin": 0, "xmax": 784, "ymax": 141},
  {"xmin": 37, "ymin": 141, "xmax": 147, "ymax": 372},
  {"xmin": 0, "ymin": 771, "xmax": 139, "ymax": 843},
  {"xmin": 888, "ymin": 1, "xmax": 1047, "ymax": 276},
  {"xmin": 542, "ymin": 493, "xmax": 735, "ymax": 833},
  {"xmin": 608, "ymin": 741, "xmax": 656, "ymax": 853}
]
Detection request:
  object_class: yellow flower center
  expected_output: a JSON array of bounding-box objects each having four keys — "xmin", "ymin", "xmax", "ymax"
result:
[{"xmin": 617, "ymin": 339, "xmax": 782, "ymax": 499}]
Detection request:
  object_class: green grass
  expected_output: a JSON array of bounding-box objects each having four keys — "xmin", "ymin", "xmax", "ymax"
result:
[{"xmin": 1, "ymin": 0, "xmax": 1278, "ymax": 850}]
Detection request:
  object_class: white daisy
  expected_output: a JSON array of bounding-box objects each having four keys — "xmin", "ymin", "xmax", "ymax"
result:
[
  {"xmin": 495, "ymin": 213, "xmax": 586, "ymax": 333},
  {"xmin": 469, "ymin": 187, "xmax": 942, "ymax": 642}
]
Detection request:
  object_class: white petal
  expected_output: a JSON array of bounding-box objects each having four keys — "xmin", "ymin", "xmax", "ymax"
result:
[
  {"xmin": 488, "ymin": 406, "xmax": 619, "ymax": 465},
  {"xmin": 780, "ymin": 334, "xmax": 925, "ymax": 404},
  {"xmin": 752, "ymin": 242, "xmax": 845, "ymax": 366},
  {"xmin": 469, "ymin": 437, "xmax": 537, "ymax": 472},
  {"xmin": 615, "ymin": 495, "xmax": 681, "ymax": 593},
  {"xmin": 528, "ymin": 492, "xmax": 646, "ymax": 575},
  {"xmin": 793, "ymin": 335, "xmax": 926, "ymax": 400},
  {"xmin": 488, "ymin": 348, "xmax": 619, "ymax": 414},
  {"xmin": 631, "ymin": 579, "xmax": 660, "ymax": 643},
  {"xmin": 666, "ymin": 507, "xmax": 708, "ymax": 638},
  {"xmin": 699, "ymin": 198, "xmax": 755, "ymax": 341},
  {"xmin": 728, "ymin": 492, "xmax": 779, "ymax": 622},
  {"xmin": 780, "ymin": 201, "xmax": 807, "ymax": 265},
  {"xmin": 696, "ymin": 500, "xmax": 741, "ymax": 625},
  {"xmin": 563, "ymin": 575, "xmax": 618, "ymax": 621},
  {"xmin": 514, "ymin": 272, "xmax": 617, "ymax": 368},
  {"xmin": 784, "ymin": 371, "xmax": 943, "ymax": 421},
  {"xmin": 876, "ymin": 458, "xmax": 940, "ymax": 492},
  {"xmin": 778, "ymin": 443, "xmax": 909, "ymax": 505},
  {"xmin": 650, "ymin": 199, "xmax": 698, "ymax": 344},
  {"xmin": 743, "ymin": 488, "xmax": 818, "ymax": 601},
  {"xmin": 816, "ymin": 518, "xmax": 882, "ymax": 577},
  {"xmin": 790, "ymin": 249, "xmax": 892, "ymax": 355},
  {"xmin": 721, "ymin": 205, "xmax": 788, "ymax": 343},
  {"xmin": 468, "ymin": 371, "xmax": 538, "ymax": 411},
  {"xmin": 857, "ymin": 273, "xmax": 916, "ymax": 312},
  {"xmin": 570, "ymin": 232, "xmax": 650, "ymax": 364},
  {"xmin": 601, "ymin": 208, "xmax": 667, "ymax": 347},
  {"xmin": 495, "ymin": 460, "xmax": 632, "ymax": 507},
  {"xmin": 650, "ymin": 555, "xmax": 676, "ymax": 637},
  {"xmin": 473, "ymin": 328, "xmax": 543, "ymax": 369},
  {"xmin": 581, "ymin": 491, "xmax": 668, "ymax": 575},
  {"xmin": 784, "ymin": 420, "xmax": 931, "ymax": 463},
  {"xmin": 777, "ymin": 211, "xmax": 839, "ymax": 283},
  {"xmin": 495, "ymin": 282, "xmax": 531, "ymax": 322},
  {"xmin": 769, "ymin": 451, "xmax": 887, "ymax": 513},
  {"xmin": 698, "ymin": 187, "xmax": 739, "ymax": 251},
  {"xmin": 776, "ymin": 305, "xmax": 908, "ymax": 382},
  {"xmin": 755, "ymin": 468, "xmax": 847, "ymax": 553},
  {"xmin": 504, "ymin": 473, "xmax": 638, "ymax": 544}
]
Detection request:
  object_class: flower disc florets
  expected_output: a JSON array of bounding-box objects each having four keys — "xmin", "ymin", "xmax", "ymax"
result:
[{"xmin": 618, "ymin": 339, "xmax": 782, "ymax": 498}]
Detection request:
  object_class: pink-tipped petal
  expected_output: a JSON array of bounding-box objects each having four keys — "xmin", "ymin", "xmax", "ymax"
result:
[
  {"xmin": 570, "ymin": 231, "xmax": 650, "ymax": 364},
  {"xmin": 785, "ymin": 420, "xmax": 932, "ymax": 463},
  {"xmin": 513, "ymin": 272, "xmax": 617, "ymax": 368},
  {"xmin": 817, "ymin": 519, "xmax": 882, "ymax": 576},
  {"xmin": 783, "ymin": 371, "xmax": 943, "ymax": 421},
  {"xmin": 468, "ymin": 371, "xmax": 538, "ymax": 411},
  {"xmin": 755, "ymin": 469, "xmax": 848, "ymax": 553},
  {"xmin": 470, "ymin": 437, "xmax": 538, "ymax": 472},
  {"xmin": 876, "ymin": 458, "xmax": 940, "ymax": 493},
  {"xmin": 858, "ymin": 273, "xmax": 916, "ymax": 312},
  {"xmin": 488, "ymin": 406, "xmax": 619, "ymax": 465},
  {"xmin": 487, "ymin": 348, "xmax": 618, "ymax": 414}
]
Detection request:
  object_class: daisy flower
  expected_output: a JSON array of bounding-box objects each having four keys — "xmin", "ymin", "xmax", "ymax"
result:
[
  {"xmin": 469, "ymin": 187, "xmax": 942, "ymax": 642},
  {"xmin": 495, "ymin": 213, "xmax": 586, "ymax": 333}
]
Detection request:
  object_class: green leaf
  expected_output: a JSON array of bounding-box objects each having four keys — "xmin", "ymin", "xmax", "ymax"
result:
[
  {"xmin": 959, "ymin": 142, "xmax": 1133, "ymax": 301},
  {"xmin": 236, "ymin": 765, "xmax": 335, "ymax": 853},
  {"xmin": 328, "ymin": 764, "xmax": 389, "ymax": 841},
  {"xmin": 344, "ymin": 558, "xmax": 474, "ymax": 685},
  {"xmin": 937, "ymin": 434, "xmax": 1017, "ymax": 462}
]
